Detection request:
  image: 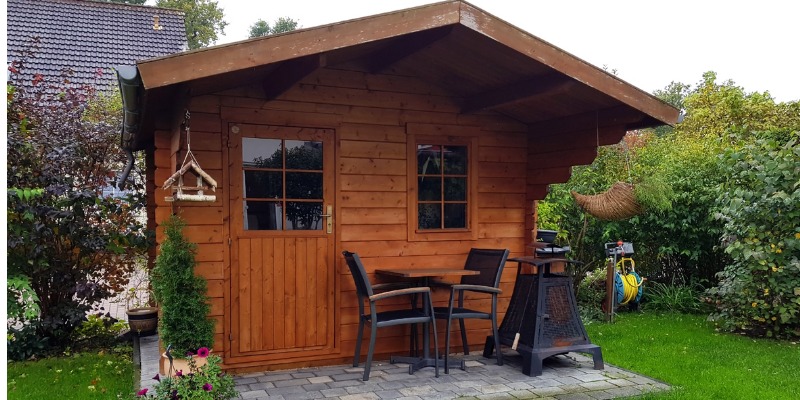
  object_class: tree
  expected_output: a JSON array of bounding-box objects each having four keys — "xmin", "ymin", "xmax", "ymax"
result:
[
  {"xmin": 248, "ymin": 17, "xmax": 299, "ymax": 38},
  {"xmin": 7, "ymin": 61, "xmax": 150, "ymax": 354},
  {"xmin": 156, "ymin": 0, "xmax": 228, "ymax": 49}
]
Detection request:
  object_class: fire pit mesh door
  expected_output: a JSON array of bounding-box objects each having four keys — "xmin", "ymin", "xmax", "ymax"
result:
[
  {"xmin": 540, "ymin": 277, "xmax": 589, "ymax": 347},
  {"xmin": 498, "ymin": 274, "xmax": 539, "ymax": 345}
]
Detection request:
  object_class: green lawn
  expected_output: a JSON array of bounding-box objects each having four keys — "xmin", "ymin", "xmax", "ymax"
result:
[
  {"xmin": 7, "ymin": 351, "xmax": 135, "ymax": 400},
  {"xmin": 585, "ymin": 312, "xmax": 800, "ymax": 400}
]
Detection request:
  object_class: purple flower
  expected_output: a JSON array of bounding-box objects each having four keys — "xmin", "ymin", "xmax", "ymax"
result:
[
  {"xmin": 175, "ymin": 370, "xmax": 183, "ymax": 377},
  {"xmin": 152, "ymin": 374, "xmax": 160, "ymax": 382},
  {"xmin": 203, "ymin": 383, "xmax": 213, "ymax": 392},
  {"xmin": 197, "ymin": 347, "xmax": 210, "ymax": 358},
  {"xmin": 137, "ymin": 388, "xmax": 148, "ymax": 396},
  {"xmin": 186, "ymin": 350, "xmax": 194, "ymax": 357}
]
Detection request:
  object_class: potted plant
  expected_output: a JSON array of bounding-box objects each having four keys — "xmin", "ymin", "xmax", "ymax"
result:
[
  {"xmin": 123, "ymin": 262, "xmax": 159, "ymax": 336},
  {"xmin": 137, "ymin": 348, "xmax": 238, "ymax": 399},
  {"xmin": 151, "ymin": 215, "xmax": 215, "ymax": 376}
]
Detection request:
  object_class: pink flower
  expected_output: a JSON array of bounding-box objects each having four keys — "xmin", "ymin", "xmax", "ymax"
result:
[
  {"xmin": 137, "ymin": 388, "xmax": 148, "ymax": 396},
  {"xmin": 152, "ymin": 374, "xmax": 160, "ymax": 382},
  {"xmin": 175, "ymin": 370, "xmax": 183, "ymax": 377},
  {"xmin": 197, "ymin": 347, "xmax": 210, "ymax": 358},
  {"xmin": 203, "ymin": 383, "xmax": 213, "ymax": 392}
]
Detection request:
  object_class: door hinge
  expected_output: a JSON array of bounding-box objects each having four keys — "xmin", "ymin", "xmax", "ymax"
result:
[
  {"xmin": 228, "ymin": 237, "xmax": 232, "ymax": 246},
  {"xmin": 228, "ymin": 333, "xmax": 233, "ymax": 342}
]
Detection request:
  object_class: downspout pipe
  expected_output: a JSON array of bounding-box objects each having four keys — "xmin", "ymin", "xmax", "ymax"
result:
[{"xmin": 115, "ymin": 65, "xmax": 143, "ymax": 190}]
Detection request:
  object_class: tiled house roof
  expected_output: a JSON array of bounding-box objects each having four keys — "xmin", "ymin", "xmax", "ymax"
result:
[{"xmin": 7, "ymin": 0, "xmax": 186, "ymax": 92}]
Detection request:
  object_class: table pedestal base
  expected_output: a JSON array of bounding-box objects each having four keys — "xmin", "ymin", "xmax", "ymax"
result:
[{"xmin": 390, "ymin": 355, "xmax": 465, "ymax": 374}]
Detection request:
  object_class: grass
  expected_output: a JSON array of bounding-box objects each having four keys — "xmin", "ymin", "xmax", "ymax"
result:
[
  {"xmin": 585, "ymin": 312, "xmax": 800, "ymax": 400},
  {"xmin": 7, "ymin": 350, "xmax": 135, "ymax": 400}
]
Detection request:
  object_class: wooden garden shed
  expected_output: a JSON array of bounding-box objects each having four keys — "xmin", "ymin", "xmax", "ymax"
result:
[{"xmin": 117, "ymin": 1, "xmax": 678, "ymax": 372}]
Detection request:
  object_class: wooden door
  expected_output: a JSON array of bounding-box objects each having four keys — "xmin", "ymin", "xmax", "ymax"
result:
[{"xmin": 229, "ymin": 124, "xmax": 336, "ymax": 361}]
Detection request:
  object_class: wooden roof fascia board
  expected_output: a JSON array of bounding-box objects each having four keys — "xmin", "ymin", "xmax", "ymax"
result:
[
  {"xmin": 136, "ymin": 1, "xmax": 463, "ymax": 90},
  {"xmin": 457, "ymin": 2, "xmax": 679, "ymax": 126},
  {"xmin": 262, "ymin": 54, "xmax": 326, "ymax": 101},
  {"xmin": 460, "ymin": 73, "xmax": 576, "ymax": 114}
]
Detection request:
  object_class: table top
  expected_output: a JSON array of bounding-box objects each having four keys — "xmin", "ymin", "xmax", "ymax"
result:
[{"xmin": 375, "ymin": 268, "xmax": 480, "ymax": 278}]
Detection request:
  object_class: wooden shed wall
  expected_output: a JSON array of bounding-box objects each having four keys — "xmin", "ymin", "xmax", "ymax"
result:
[{"xmin": 152, "ymin": 65, "xmax": 546, "ymax": 370}]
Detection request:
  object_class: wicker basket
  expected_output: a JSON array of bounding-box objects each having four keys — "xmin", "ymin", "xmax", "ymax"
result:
[{"xmin": 571, "ymin": 182, "xmax": 643, "ymax": 221}]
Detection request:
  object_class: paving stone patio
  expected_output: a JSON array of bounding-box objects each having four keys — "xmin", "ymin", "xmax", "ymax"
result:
[{"xmin": 138, "ymin": 335, "xmax": 669, "ymax": 399}]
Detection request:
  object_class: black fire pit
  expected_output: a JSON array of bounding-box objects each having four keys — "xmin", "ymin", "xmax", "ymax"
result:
[{"xmin": 483, "ymin": 257, "xmax": 603, "ymax": 376}]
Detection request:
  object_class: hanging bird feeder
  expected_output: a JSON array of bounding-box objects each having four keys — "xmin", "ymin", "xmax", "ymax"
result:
[{"xmin": 162, "ymin": 110, "xmax": 218, "ymax": 202}]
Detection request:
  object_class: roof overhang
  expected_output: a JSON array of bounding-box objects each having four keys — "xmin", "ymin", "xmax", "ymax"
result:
[{"xmin": 125, "ymin": 0, "xmax": 679, "ymax": 150}]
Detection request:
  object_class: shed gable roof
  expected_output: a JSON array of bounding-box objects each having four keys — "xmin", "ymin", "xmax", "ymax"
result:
[
  {"xmin": 7, "ymin": 0, "xmax": 186, "ymax": 91},
  {"xmin": 128, "ymin": 1, "xmax": 678, "ymax": 150}
]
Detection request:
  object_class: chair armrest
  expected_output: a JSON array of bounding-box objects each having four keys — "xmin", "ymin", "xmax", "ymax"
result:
[
  {"xmin": 451, "ymin": 284, "xmax": 502, "ymax": 295},
  {"xmin": 369, "ymin": 286, "xmax": 430, "ymax": 302}
]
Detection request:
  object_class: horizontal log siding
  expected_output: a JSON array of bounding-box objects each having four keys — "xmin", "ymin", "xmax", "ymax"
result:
[
  {"xmin": 157, "ymin": 66, "xmax": 535, "ymax": 371},
  {"xmin": 153, "ymin": 98, "xmax": 227, "ymax": 352}
]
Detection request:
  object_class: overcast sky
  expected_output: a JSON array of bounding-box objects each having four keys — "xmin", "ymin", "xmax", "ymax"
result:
[{"xmin": 197, "ymin": 1, "xmax": 800, "ymax": 102}]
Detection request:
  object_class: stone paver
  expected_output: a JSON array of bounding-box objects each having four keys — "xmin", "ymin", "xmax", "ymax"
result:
[{"xmin": 138, "ymin": 336, "xmax": 670, "ymax": 399}]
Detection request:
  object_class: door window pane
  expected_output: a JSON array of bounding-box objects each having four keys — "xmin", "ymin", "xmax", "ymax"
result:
[
  {"xmin": 286, "ymin": 202, "xmax": 323, "ymax": 230},
  {"xmin": 286, "ymin": 172, "xmax": 322, "ymax": 199},
  {"xmin": 286, "ymin": 140, "xmax": 323, "ymax": 170},
  {"xmin": 243, "ymin": 138, "xmax": 282, "ymax": 168},
  {"xmin": 244, "ymin": 201, "xmax": 282, "ymax": 230},
  {"xmin": 244, "ymin": 171, "xmax": 282, "ymax": 199}
]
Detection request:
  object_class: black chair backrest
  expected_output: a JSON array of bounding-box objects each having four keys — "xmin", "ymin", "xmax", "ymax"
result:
[
  {"xmin": 461, "ymin": 248, "xmax": 509, "ymax": 288},
  {"xmin": 342, "ymin": 251, "xmax": 373, "ymax": 298}
]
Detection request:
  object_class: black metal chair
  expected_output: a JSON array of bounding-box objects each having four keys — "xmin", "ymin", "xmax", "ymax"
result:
[
  {"xmin": 342, "ymin": 250, "xmax": 439, "ymax": 381},
  {"xmin": 433, "ymin": 248, "xmax": 509, "ymax": 373}
]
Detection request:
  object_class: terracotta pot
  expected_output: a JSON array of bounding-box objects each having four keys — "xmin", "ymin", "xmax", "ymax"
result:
[
  {"xmin": 126, "ymin": 306, "xmax": 159, "ymax": 336},
  {"xmin": 159, "ymin": 350, "xmax": 212, "ymax": 376}
]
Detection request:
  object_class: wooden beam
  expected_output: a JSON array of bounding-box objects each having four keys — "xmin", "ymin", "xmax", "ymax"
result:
[
  {"xmin": 527, "ymin": 106, "xmax": 645, "ymax": 137},
  {"xmin": 528, "ymin": 147, "xmax": 598, "ymax": 168},
  {"xmin": 262, "ymin": 54, "xmax": 325, "ymax": 100},
  {"xmin": 461, "ymin": 74, "xmax": 574, "ymax": 114},
  {"xmin": 366, "ymin": 27, "xmax": 453, "ymax": 74}
]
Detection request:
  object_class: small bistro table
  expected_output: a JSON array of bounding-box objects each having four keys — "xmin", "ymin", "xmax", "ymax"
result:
[{"xmin": 375, "ymin": 268, "xmax": 480, "ymax": 374}]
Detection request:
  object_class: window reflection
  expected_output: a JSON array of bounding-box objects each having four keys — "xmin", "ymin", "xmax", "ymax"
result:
[
  {"xmin": 416, "ymin": 143, "xmax": 468, "ymax": 230},
  {"xmin": 242, "ymin": 138, "xmax": 324, "ymax": 231}
]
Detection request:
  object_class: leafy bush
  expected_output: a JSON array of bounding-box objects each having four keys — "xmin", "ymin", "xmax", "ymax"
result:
[
  {"xmin": 71, "ymin": 314, "xmax": 129, "ymax": 350},
  {"xmin": 709, "ymin": 136, "xmax": 800, "ymax": 338},
  {"xmin": 6, "ymin": 60, "xmax": 150, "ymax": 351},
  {"xmin": 152, "ymin": 215, "xmax": 215, "ymax": 357},
  {"xmin": 576, "ymin": 267, "xmax": 607, "ymax": 322},
  {"xmin": 7, "ymin": 325, "xmax": 50, "ymax": 361}
]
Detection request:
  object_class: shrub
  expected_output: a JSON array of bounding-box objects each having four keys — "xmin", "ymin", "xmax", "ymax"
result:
[
  {"xmin": 6, "ymin": 60, "xmax": 150, "ymax": 351},
  {"xmin": 151, "ymin": 215, "xmax": 215, "ymax": 357},
  {"xmin": 709, "ymin": 136, "xmax": 800, "ymax": 338}
]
